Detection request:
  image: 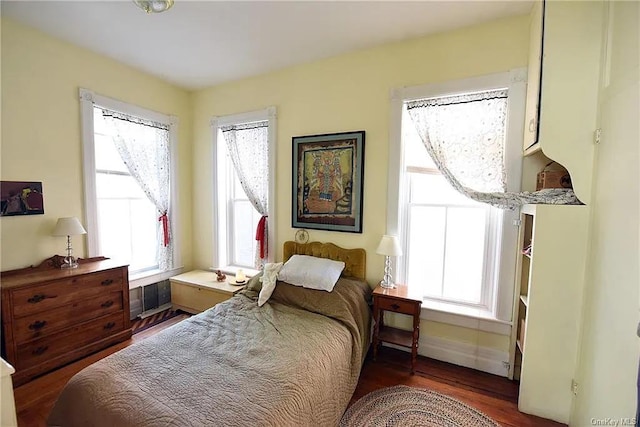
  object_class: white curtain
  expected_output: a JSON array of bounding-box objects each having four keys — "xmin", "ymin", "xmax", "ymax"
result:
[
  {"xmin": 407, "ymin": 90, "xmax": 581, "ymax": 209},
  {"xmin": 221, "ymin": 121, "xmax": 269, "ymax": 268},
  {"xmin": 102, "ymin": 109, "xmax": 174, "ymax": 270}
]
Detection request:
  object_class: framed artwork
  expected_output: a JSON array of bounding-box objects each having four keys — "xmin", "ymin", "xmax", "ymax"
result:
[
  {"xmin": 0, "ymin": 181, "xmax": 45, "ymax": 216},
  {"xmin": 292, "ymin": 131, "xmax": 365, "ymax": 233}
]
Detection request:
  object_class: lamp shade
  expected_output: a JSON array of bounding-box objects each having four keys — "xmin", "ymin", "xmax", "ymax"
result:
[
  {"xmin": 52, "ymin": 217, "xmax": 87, "ymax": 236},
  {"xmin": 376, "ymin": 235, "xmax": 402, "ymax": 256}
]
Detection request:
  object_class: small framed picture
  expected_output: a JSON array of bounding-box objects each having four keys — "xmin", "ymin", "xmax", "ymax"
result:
[{"xmin": 0, "ymin": 181, "xmax": 45, "ymax": 217}]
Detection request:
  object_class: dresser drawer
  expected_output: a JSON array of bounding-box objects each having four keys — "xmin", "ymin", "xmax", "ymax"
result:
[
  {"xmin": 13, "ymin": 291, "xmax": 123, "ymax": 344},
  {"xmin": 11, "ymin": 269, "xmax": 123, "ymax": 317},
  {"xmin": 16, "ymin": 312, "xmax": 125, "ymax": 370},
  {"xmin": 377, "ymin": 297, "xmax": 419, "ymax": 315}
]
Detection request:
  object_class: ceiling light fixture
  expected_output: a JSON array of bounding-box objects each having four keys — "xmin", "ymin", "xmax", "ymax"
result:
[{"xmin": 133, "ymin": 0, "xmax": 174, "ymax": 14}]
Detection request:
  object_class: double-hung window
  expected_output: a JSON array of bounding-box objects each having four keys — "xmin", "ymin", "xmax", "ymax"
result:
[
  {"xmin": 389, "ymin": 71, "xmax": 525, "ymax": 322},
  {"xmin": 401, "ymin": 107, "xmax": 502, "ymax": 309},
  {"xmin": 80, "ymin": 89, "xmax": 180, "ymax": 286},
  {"xmin": 211, "ymin": 108, "xmax": 276, "ymax": 274}
]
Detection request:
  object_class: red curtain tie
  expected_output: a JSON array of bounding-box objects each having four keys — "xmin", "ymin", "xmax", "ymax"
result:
[
  {"xmin": 256, "ymin": 215, "xmax": 268, "ymax": 259},
  {"xmin": 158, "ymin": 212, "xmax": 170, "ymax": 247}
]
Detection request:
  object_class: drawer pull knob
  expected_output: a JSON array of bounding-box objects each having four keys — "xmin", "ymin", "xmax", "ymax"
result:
[
  {"xmin": 27, "ymin": 294, "xmax": 56, "ymax": 304},
  {"xmin": 32, "ymin": 346, "xmax": 48, "ymax": 356},
  {"xmin": 104, "ymin": 322, "xmax": 116, "ymax": 330},
  {"xmin": 101, "ymin": 279, "xmax": 114, "ymax": 286},
  {"xmin": 28, "ymin": 320, "xmax": 47, "ymax": 330},
  {"xmin": 101, "ymin": 300, "xmax": 114, "ymax": 308},
  {"xmin": 391, "ymin": 303, "xmax": 400, "ymax": 310}
]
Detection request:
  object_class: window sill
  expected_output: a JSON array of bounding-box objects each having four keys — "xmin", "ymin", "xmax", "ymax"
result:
[
  {"xmin": 129, "ymin": 267, "xmax": 184, "ymax": 290},
  {"xmin": 210, "ymin": 266, "xmax": 260, "ymax": 278},
  {"xmin": 419, "ymin": 299, "xmax": 512, "ymax": 336}
]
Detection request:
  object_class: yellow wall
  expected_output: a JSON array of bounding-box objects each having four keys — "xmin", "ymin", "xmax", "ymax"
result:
[
  {"xmin": 0, "ymin": 19, "xmax": 193, "ymax": 271},
  {"xmin": 571, "ymin": 1, "xmax": 639, "ymax": 423},
  {"xmin": 192, "ymin": 14, "xmax": 530, "ymax": 283}
]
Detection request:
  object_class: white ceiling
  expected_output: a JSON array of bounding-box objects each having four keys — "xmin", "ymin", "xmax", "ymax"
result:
[{"xmin": 2, "ymin": 1, "xmax": 532, "ymax": 90}]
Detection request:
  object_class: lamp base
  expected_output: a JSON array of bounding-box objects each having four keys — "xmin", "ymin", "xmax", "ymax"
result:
[
  {"xmin": 60, "ymin": 256, "xmax": 79, "ymax": 269},
  {"xmin": 379, "ymin": 280, "xmax": 396, "ymax": 289},
  {"xmin": 380, "ymin": 255, "xmax": 396, "ymax": 289}
]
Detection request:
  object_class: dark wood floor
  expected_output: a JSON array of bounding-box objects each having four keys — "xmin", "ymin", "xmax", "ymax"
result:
[
  {"xmin": 356, "ymin": 347, "xmax": 563, "ymax": 427},
  {"xmin": 14, "ymin": 314, "xmax": 563, "ymax": 427}
]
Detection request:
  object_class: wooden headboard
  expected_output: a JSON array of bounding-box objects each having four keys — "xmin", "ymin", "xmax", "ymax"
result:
[{"xmin": 283, "ymin": 241, "xmax": 366, "ymax": 281}]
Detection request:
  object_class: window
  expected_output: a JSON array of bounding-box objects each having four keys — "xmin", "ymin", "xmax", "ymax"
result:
[
  {"xmin": 80, "ymin": 89, "xmax": 180, "ymax": 286},
  {"xmin": 212, "ymin": 108, "xmax": 276, "ymax": 273},
  {"xmin": 93, "ymin": 109, "xmax": 159, "ymax": 273},
  {"xmin": 401, "ymin": 107, "xmax": 501, "ymax": 310},
  {"xmin": 388, "ymin": 71, "xmax": 526, "ymax": 323}
]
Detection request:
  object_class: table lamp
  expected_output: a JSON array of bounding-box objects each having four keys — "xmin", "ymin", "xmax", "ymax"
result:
[
  {"xmin": 376, "ymin": 235, "xmax": 402, "ymax": 289},
  {"xmin": 52, "ymin": 217, "xmax": 87, "ymax": 269}
]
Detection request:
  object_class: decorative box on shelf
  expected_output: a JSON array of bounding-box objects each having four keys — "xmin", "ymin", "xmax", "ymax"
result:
[{"xmin": 536, "ymin": 169, "xmax": 572, "ymax": 190}]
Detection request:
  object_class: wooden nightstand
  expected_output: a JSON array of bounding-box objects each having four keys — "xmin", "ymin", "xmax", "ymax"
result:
[
  {"xmin": 372, "ymin": 284, "xmax": 422, "ymax": 374},
  {"xmin": 170, "ymin": 270, "xmax": 246, "ymax": 314}
]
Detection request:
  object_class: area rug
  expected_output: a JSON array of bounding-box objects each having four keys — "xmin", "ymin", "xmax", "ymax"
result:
[
  {"xmin": 131, "ymin": 309, "xmax": 181, "ymax": 334},
  {"xmin": 340, "ymin": 385, "xmax": 500, "ymax": 427}
]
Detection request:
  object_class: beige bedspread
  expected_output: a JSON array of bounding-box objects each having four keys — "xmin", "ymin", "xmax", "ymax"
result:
[{"xmin": 48, "ymin": 276, "xmax": 371, "ymax": 427}]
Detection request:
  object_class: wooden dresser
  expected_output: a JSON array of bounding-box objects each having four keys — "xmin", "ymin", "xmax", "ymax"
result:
[{"xmin": 1, "ymin": 256, "xmax": 132, "ymax": 386}]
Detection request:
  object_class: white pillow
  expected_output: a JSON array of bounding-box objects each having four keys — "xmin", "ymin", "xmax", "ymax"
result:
[
  {"xmin": 277, "ymin": 255, "xmax": 345, "ymax": 292},
  {"xmin": 258, "ymin": 262, "xmax": 283, "ymax": 306}
]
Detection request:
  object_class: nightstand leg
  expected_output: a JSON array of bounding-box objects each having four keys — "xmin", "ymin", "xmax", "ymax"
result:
[
  {"xmin": 411, "ymin": 312, "xmax": 420, "ymax": 375},
  {"xmin": 373, "ymin": 308, "xmax": 380, "ymax": 361}
]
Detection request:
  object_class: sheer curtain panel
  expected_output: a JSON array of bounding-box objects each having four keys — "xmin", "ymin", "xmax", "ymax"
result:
[{"xmin": 102, "ymin": 109, "xmax": 174, "ymax": 270}]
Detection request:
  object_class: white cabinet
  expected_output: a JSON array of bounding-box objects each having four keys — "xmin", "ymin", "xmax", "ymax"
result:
[
  {"xmin": 512, "ymin": 205, "xmax": 589, "ymax": 424},
  {"xmin": 522, "ymin": 0, "xmax": 604, "ymax": 204},
  {"xmin": 0, "ymin": 359, "xmax": 17, "ymax": 427},
  {"xmin": 522, "ymin": 0, "xmax": 544, "ymax": 151}
]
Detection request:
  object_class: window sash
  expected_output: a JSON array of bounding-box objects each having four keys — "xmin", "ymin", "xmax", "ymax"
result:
[
  {"xmin": 224, "ymin": 151, "xmax": 260, "ymax": 269},
  {"xmin": 404, "ymin": 172, "xmax": 499, "ymax": 310}
]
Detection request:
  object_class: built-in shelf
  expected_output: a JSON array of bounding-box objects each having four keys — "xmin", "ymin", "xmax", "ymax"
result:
[{"xmin": 520, "ymin": 295, "xmax": 529, "ymax": 307}]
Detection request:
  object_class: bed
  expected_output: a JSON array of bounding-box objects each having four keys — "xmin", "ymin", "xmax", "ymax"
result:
[{"xmin": 48, "ymin": 241, "xmax": 371, "ymax": 427}]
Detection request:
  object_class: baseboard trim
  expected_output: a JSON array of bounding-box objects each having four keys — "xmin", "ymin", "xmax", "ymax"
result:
[{"xmin": 383, "ymin": 334, "xmax": 510, "ymax": 377}]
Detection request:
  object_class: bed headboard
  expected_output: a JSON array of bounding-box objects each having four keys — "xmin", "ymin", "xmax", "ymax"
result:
[{"xmin": 283, "ymin": 241, "xmax": 366, "ymax": 281}]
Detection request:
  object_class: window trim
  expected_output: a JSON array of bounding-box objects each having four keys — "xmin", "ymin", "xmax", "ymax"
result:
[
  {"xmin": 210, "ymin": 107, "xmax": 277, "ymax": 270},
  {"xmin": 79, "ymin": 88, "xmax": 181, "ymax": 287},
  {"xmin": 386, "ymin": 69, "xmax": 527, "ymax": 325}
]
